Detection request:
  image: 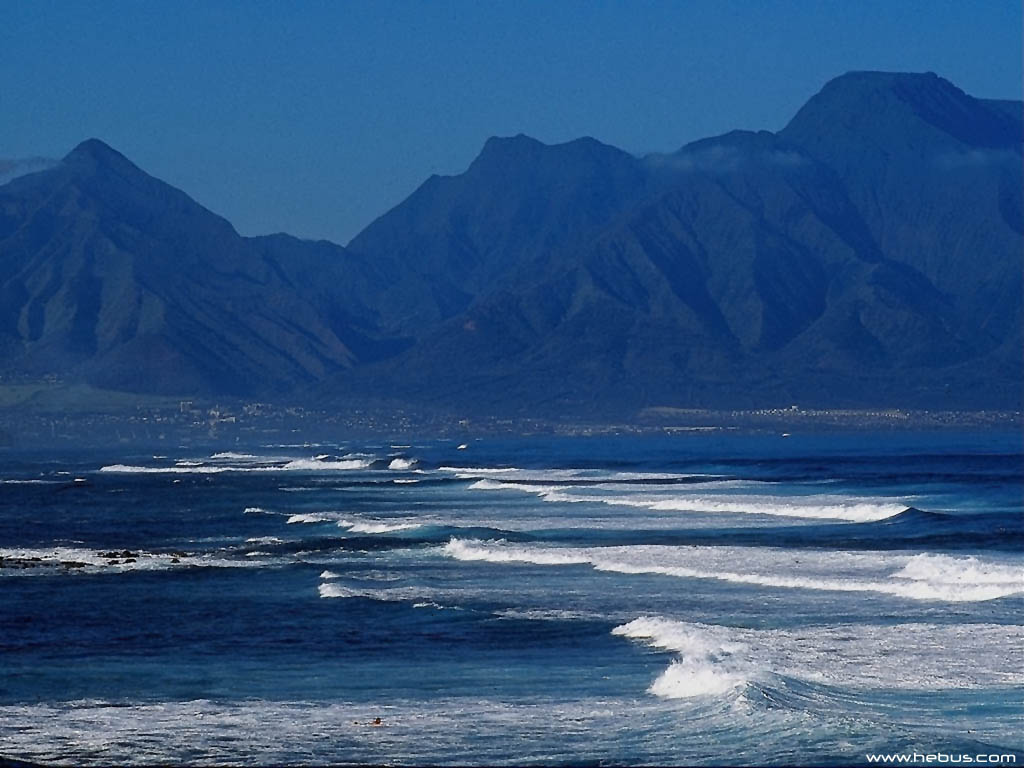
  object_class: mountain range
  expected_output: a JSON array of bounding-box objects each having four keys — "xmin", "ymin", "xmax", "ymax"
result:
[{"xmin": 0, "ymin": 71, "xmax": 1020, "ymax": 418}]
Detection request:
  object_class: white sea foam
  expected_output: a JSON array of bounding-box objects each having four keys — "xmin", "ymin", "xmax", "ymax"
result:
[
  {"xmin": 468, "ymin": 479, "xmax": 567, "ymax": 493},
  {"xmin": 317, "ymin": 583, "xmax": 362, "ymax": 598},
  {"xmin": 444, "ymin": 539, "xmax": 589, "ymax": 567},
  {"xmin": 243, "ymin": 506, "xmax": 270, "ymax": 515},
  {"xmin": 496, "ymin": 608, "xmax": 606, "ymax": 621},
  {"xmin": 339, "ymin": 519, "xmax": 422, "ymax": 534},
  {"xmin": 0, "ymin": 546, "xmax": 184, "ymax": 572},
  {"xmin": 99, "ymin": 456, "xmax": 373, "ymax": 474},
  {"xmin": 245, "ymin": 536, "xmax": 284, "ymax": 545},
  {"xmin": 388, "ymin": 457, "xmax": 418, "ymax": 470},
  {"xmin": 464, "ymin": 472, "xmax": 903, "ymax": 523},
  {"xmin": 613, "ymin": 618, "xmax": 753, "ymax": 698},
  {"xmin": 281, "ymin": 458, "xmax": 371, "ymax": 471},
  {"xmin": 541, "ymin": 491, "xmax": 904, "ymax": 522},
  {"xmin": 317, "ymin": 583, "xmax": 427, "ymax": 601},
  {"xmin": 442, "ymin": 540, "xmax": 1024, "ymax": 602},
  {"xmin": 286, "ymin": 513, "xmax": 336, "ymax": 524},
  {"xmin": 100, "ymin": 464, "xmax": 231, "ymax": 474},
  {"xmin": 394, "ymin": 478, "xmax": 420, "ymax": 484},
  {"xmin": 319, "ymin": 570, "xmax": 342, "ymax": 580},
  {"xmin": 613, "ymin": 616, "xmax": 1024, "ymax": 695},
  {"xmin": 451, "ymin": 466, "xmax": 710, "ymax": 484}
]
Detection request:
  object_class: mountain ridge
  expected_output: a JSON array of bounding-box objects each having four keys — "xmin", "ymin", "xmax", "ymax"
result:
[{"xmin": 1, "ymin": 71, "xmax": 1020, "ymax": 416}]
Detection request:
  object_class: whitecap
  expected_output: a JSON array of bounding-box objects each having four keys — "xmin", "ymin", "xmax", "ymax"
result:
[
  {"xmin": 613, "ymin": 618, "xmax": 753, "ymax": 699},
  {"xmin": 388, "ymin": 457, "xmax": 418, "ymax": 470},
  {"xmin": 441, "ymin": 540, "xmax": 1024, "ymax": 602},
  {"xmin": 339, "ymin": 519, "xmax": 422, "ymax": 534},
  {"xmin": 613, "ymin": 616, "xmax": 1024, "ymax": 694},
  {"xmin": 281, "ymin": 458, "xmax": 371, "ymax": 471},
  {"xmin": 286, "ymin": 513, "xmax": 336, "ymax": 524}
]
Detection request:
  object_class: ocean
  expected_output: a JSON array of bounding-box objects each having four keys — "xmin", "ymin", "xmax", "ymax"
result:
[{"xmin": 1, "ymin": 431, "xmax": 1021, "ymax": 765}]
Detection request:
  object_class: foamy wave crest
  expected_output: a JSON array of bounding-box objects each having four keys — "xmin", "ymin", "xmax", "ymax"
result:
[
  {"xmin": 468, "ymin": 479, "xmax": 564, "ymax": 493},
  {"xmin": 539, "ymin": 491, "xmax": 906, "ymax": 522},
  {"xmin": 243, "ymin": 506, "xmax": 270, "ymax": 515},
  {"xmin": 99, "ymin": 457, "xmax": 373, "ymax": 474},
  {"xmin": 99, "ymin": 464, "xmax": 230, "ymax": 474},
  {"xmin": 464, "ymin": 473, "xmax": 904, "ymax": 523},
  {"xmin": 453, "ymin": 467, "xmax": 708, "ymax": 483},
  {"xmin": 286, "ymin": 513, "xmax": 336, "ymax": 524},
  {"xmin": 388, "ymin": 457, "xmax": 418, "ymax": 470},
  {"xmin": 890, "ymin": 554, "xmax": 1024, "ymax": 602},
  {"xmin": 317, "ymin": 583, "xmax": 430, "ymax": 602},
  {"xmin": 338, "ymin": 519, "xmax": 422, "ymax": 534},
  {"xmin": 0, "ymin": 546, "xmax": 186, "ymax": 572},
  {"xmin": 613, "ymin": 617, "xmax": 1024, "ymax": 693},
  {"xmin": 281, "ymin": 458, "xmax": 371, "ymax": 471},
  {"xmin": 613, "ymin": 618, "xmax": 753, "ymax": 698},
  {"xmin": 442, "ymin": 540, "xmax": 1024, "ymax": 602},
  {"xmin": 210, "ymin": 452, "xmax": 258, "ymax": 460},
  {"xmin": 318, "ymin": 583, "xmax": 362, "ymax": 598},
  {"xmin": 443, "ymin": 539, "xmax": 589, "ymax": 566},
  {"xmin": 319, "ymin": 570, "xmax": 342, "ymax": 580}
]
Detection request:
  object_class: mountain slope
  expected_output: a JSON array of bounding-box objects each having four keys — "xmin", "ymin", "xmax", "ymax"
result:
[
  {"xmin": 2, "ymin": 71, "xmax": 1020, "ymax": 415},
  {"xmin": 332, "ymin": 72, "xmax": 1022, "ymax": 414},
  {"xmin": 346, "ymin": 134, "xmax": 657, "ymax": 331},
  {"xmin": 0, "ymin": 140, "xmax": 388, "ymax": 394}
]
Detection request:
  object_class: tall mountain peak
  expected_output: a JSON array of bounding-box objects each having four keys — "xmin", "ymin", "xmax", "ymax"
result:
[
  {"xmin": 470, "ymin": 133, "xmax": 634, "ymax": 174},
  {"xmin": 62, "ymin": 137, "xmax": 144, "ymax": 176},
  {"xmin": 783, "ymin": 70, "xmax": 1021, "ymax": 151}
]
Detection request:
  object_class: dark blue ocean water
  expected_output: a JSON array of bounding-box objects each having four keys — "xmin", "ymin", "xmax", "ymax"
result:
[{"xmin": 1, "ymin": 432, "xmax": 1022, "ymax": 765}]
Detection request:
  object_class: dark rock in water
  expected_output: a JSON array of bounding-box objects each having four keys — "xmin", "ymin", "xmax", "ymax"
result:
[
  {"xmin": 63, "ymin": 561, "xmax": 87, "ymax": 568},
  {"xmin": 170, "ymin": 557, "xmax": 180, "ymax": 563},
  {"xmin": 107, "ymin": 560, "xmax": 120, "ymax": 565},
  {"xmin": 123, "ymin": 558, "xmax": 136, "ymax": 563}
]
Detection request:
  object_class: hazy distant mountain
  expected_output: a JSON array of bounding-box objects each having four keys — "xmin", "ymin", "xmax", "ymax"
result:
[
  {"xmin": 0, "ymin": 156, "xmax": 58, "ymax": 186},
  {"xmin": 346, "ymin": 134, "xmax": 658, "ymax": 331},
  {"xmin": 0, "ymin": 140, "xmax": 393, "ymax": 395},
  {"xmin": 334, "ymin": 72, "xmax": 1021, "ymax": 414},
  {"xmin": 1, "ymin": 71, "xmax": 1020, "ymax": 414}
]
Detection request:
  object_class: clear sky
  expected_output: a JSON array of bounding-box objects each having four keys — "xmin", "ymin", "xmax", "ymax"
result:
[{"xmin": 2, "ymin": 0, "xmax": 1021, "ymax": 244}]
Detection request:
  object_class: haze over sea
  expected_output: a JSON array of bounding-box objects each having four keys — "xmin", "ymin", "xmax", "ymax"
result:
[{"xmin": 1, "ymin": 431, "xmax": 1021, "ymax": 765}]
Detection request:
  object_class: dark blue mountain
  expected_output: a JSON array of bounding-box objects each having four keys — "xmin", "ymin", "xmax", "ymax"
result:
[
  {"xmin": 332, "ymin": 72, "xmax": 1022, "ymax": 415},
  {"xmin": 0, "ymin": 140, "xmax": 395, "ymax": 394},
  {"xmin": 1, "ymin": 71, "xmax": 1019, "ymax": 416}
]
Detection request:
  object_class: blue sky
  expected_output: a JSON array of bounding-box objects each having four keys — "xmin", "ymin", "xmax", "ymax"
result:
[{"xmin": 2, "ymin": 0, "xmax": 1020, "ymax": 244}]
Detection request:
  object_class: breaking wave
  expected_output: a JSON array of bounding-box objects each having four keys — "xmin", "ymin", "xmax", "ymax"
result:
[
  {"xmin": 614, "ymin": 618, "xmax": 752, "ymax": 698},
  {"xmin": 338, "ymin": 519, "xmax": 422, "ymax": 534},
  {"xmin": 613, "ymin": 616, "xmax": 1024, "ymax": 698},
  {"xmin": 285, "ymin": 513, "xmax": 337, "ymax": 524},
  {"xmin": 442, "ymin": 540, "xmax": 1024, "ymax": 602},
  {"xmin": 465, "ymin": 475, "xmax": 906, "ymax": 523},
  {"xmin": 388, "ymin": 457, "xmax": 418, "ymax": 470}
]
